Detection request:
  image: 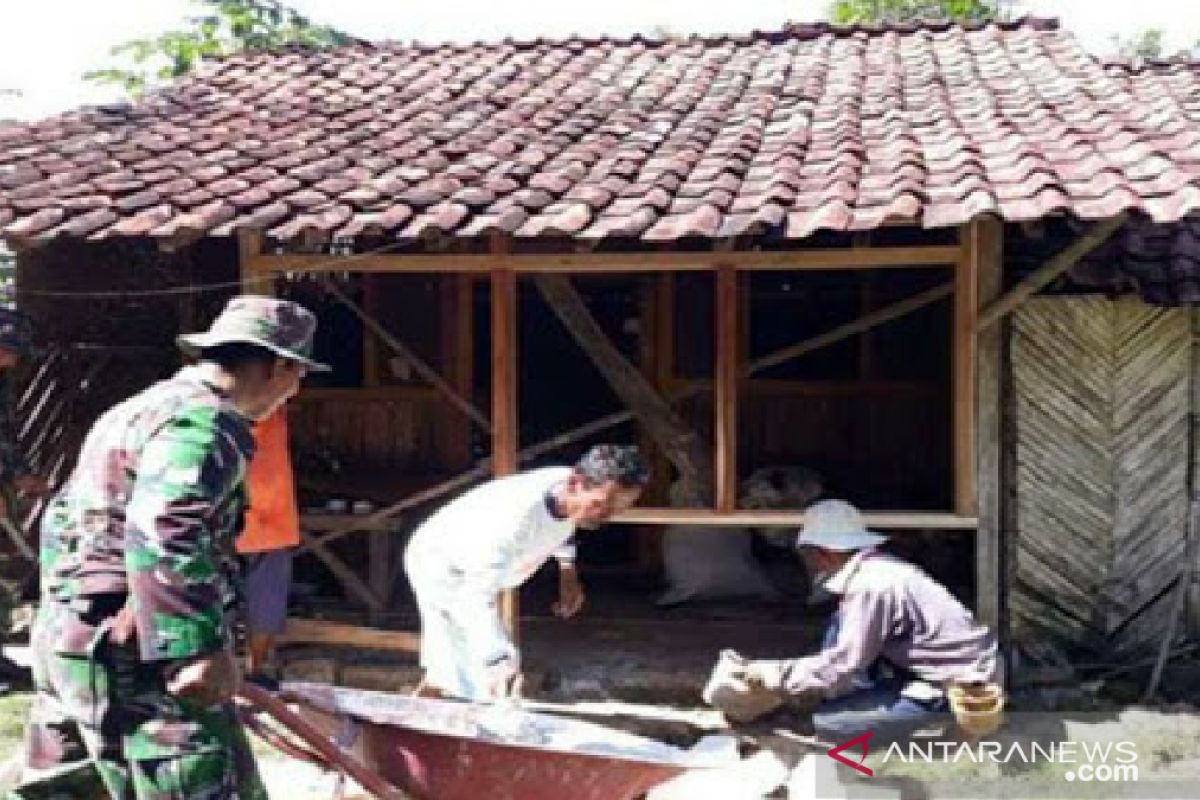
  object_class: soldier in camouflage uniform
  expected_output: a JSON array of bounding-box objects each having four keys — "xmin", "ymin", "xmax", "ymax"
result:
[{"xmin": 13, "ymin": 296, "xmax": 328, "ymax": 800}]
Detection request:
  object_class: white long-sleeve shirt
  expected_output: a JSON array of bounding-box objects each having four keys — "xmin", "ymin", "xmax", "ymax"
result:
[
  {"xmin": 404, "ymin": 467, "xmax": 577, "ymax": 680},
  {"xmin": 406, "ymin": 467, "xmax": 577, "ymax": 589}
]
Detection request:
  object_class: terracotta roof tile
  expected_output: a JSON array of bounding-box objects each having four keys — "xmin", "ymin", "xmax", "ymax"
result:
[{"xmin": 5, "ymin": 18, "xmax": 1200, "ymax": 245}]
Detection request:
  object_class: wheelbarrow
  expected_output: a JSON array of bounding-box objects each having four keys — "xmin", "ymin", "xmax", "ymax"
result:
[{"xmin": 238, "ymin": 681, "xmax": 719, "ymax": 800}]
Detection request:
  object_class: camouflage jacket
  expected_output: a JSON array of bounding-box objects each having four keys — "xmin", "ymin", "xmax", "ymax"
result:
[
  {"xmin": 39, "ymin": 365, "xmax": 255, "ymax": 663},
  {"xmin": 0, "ymin": 372, "xmax": 30, "ymax": 485}
]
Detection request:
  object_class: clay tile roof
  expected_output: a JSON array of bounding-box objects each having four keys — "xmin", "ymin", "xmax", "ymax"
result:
[{"xmin": 4, "ymin": 17, "xmax": 1200, "ymax": 246}]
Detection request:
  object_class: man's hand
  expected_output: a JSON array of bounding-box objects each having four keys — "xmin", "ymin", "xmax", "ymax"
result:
[
  {"xmin": 166, "ymin": 649, "xmax": 241, "ymax": 708},
  {"xmin": 484, "ymin": 658, "xmax": 522, "ymax": 700},
  {"xmin": 552, "ymin": 563, "xmax": 585, "ymax": 619},
  {"xmin": 14, "ymin": 475, "xmax": 51, "ymax": 497}
]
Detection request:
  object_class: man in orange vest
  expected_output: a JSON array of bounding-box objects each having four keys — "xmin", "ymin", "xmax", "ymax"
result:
[{"xmin": 236, "ymin": 406, "xmax": 301, "ymax": 689}]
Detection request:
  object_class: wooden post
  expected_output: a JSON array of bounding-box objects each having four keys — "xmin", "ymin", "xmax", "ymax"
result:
[
  {"xmin": 636, "ymin": 277, "xmax": 664, "ymax": 571},
  {"xmin": 491, "ymin": 238, "xmax": 520, "ymax": 637},
  {"xmin": 441, "ymin": 274, "xmax": 475, "ymax": 469},
  {"xmin": 363, "ymin": 276, "xmax": 387, "ymax": 622},
  {"xmin": 237, "ymin": 230, "xmax": 265, "ymax": 294},
  {"xmin": 363, "ymin": 275, "xmax": 380, "ymax": 387},
  {"xmin": 367, "ymin": 525, "xmax": 391, "ymax": 625},
  {"xmin": 969, "ymin": 216, "xmax": 1004, "ymax": 635},
  {"xmin": 954, "ymin": 235, "xmax": 979, "ymax": 516},
  {"xmin": 715, "ymin": 265, "xmax": 739, "ymax": 512}
]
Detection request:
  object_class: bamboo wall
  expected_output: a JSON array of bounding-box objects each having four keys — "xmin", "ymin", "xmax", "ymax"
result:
[
  {"xmin": 14, "ymin": 238, "xmax": 239, "ymax": 495},
  {"xmin": 1010, "ymin": 296, "xmax": 1195, "ymax": 658}
]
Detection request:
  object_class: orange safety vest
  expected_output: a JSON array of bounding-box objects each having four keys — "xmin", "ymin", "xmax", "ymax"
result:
[{"xmin": 236, "ymin": 407, "xmax": 300, "ymax": 553}]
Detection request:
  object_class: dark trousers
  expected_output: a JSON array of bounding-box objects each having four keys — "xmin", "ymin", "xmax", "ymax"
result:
[{"xmin": 810, "ymin": 612, "xmax": 949, "ymax": 743}]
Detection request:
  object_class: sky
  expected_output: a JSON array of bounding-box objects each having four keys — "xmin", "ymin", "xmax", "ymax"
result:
[{"xmin": 1, "ymin": 0, "xmax": 1198, "ymax": 121}]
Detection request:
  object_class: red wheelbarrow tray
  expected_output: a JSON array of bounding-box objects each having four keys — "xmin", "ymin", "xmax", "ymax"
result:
[{"xmin": 269, "ymin": 681, "xmax": 725, "ymax": 800}]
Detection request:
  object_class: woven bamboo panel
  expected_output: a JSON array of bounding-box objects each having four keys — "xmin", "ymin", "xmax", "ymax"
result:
[{"xmin": 1012, "ymin": 297, "xmax": 1191, "ymax": 657}]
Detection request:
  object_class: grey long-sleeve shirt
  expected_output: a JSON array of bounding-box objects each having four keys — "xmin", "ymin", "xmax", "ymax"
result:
[{"xmin": 758, "ymin": 549, "xmax": 998, "ymax": 699}]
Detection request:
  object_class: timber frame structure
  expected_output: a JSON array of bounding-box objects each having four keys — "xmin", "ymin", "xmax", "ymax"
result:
[{"xmin": 237, "ymin": 222, "xmax": 1009, "ymax": 631}]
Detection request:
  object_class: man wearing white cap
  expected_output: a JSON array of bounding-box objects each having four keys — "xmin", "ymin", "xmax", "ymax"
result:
[{"xmin": 731, "ymin": 499, "xmax": 998, "ymax": 742}]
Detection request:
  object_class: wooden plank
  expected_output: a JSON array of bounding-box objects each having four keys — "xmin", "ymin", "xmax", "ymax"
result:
[
  {"xmin": 249, "ymin": 245, "xmax": 963, "ymax": 276},
  {"xmin": 977, "ymin": 215, "xmax": 1127, "ymax": 332},
  {"xmin": 299, "ymin": 513, "xmax": 398, "ymax": 532},
  {"xmin": 667, "ymin": 378, "xmax": 940, "ymax": 398},
  {"xmin": 614, "ymin": 508, "xmax": 978, "ymax": 529},
  {"xmin": 715, "ymin": 264, "xmax": 739, "ymax": 513},
  {"xmin": 1012, "ymin": 297, "xmax": 1190, "ymax": 657},
  {"xmin": 490, "ymin": 238, "xmax": 520, "ymax": 637},
  {"xmin": 296, "ymin": 386, "xmax": 443, "ymax": 402},
  {"xmin": 280, "ymin": 618, "xmax": 419, "ymax": 652},
  {"xmin": 970, "ymin": 216, "xmax": 1004, "ymax": 634},
  {"xmin": 954, "ymin": 230, "xmax": 980, "ymax": 516}
]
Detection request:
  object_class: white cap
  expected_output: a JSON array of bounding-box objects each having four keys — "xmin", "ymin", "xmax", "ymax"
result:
[{"xmin": 795, "ymin": 499, "xmax": 887, "ymax": 552}]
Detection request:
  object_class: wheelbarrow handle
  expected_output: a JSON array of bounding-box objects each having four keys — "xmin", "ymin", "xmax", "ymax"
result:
[{"xmin": 236, "ymin": 683, "xmax": 411, "ymax": 800}]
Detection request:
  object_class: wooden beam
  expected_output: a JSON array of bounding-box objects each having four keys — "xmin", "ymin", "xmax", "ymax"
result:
[
  {"xmin": 322, "ymin": 279, "xmax": 491, "ymax": 431},
  {"xmin": 614, "ymin": 508, "xmax": 978, "ymax": 529},
  {"xmin": 976, "ymin": 214, "xmax": 1127, "ymax": 332},
  {"xmin": 970, "ymin": 216, "xmax": 1005, "ymax": 635},
  {"xmin": 534, "ymin": 273, "xmax": 713, "ymax": 504},
  {"xmin": 954, "ymin": 232, "xmax": 980, "ymax": 516},
  {"xmin": 249, "ymin": 245, "xmax": 962, "ymax": 276},
  {"xmin": 490, "ymin": 238, "xmax": 520, "ymax": 637},
  {"xmin": 715, "ymin": 264, "xmax": 739, "ymax": 512},
  {"xmin": 280, "ymin": 618, "xmax": 419, "ymax": 652}
]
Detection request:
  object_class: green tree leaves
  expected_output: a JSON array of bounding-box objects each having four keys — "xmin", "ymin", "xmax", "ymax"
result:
[
  {"xmin": 84, "ymin": 0, "xmax": 350, "ymax": 96},
  {"xmin": 829, "ymin": 0, "xmax": 1008, "ymax": 25}
]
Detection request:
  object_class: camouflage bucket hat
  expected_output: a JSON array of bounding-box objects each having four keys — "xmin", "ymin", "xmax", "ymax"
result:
[
  {"xmin": 0, "ymin": 307, "xmax": 35, "ymax": 357},
  {"xmin": 177, "ymin": 295, "xmax": 330, "ymax": 372}
]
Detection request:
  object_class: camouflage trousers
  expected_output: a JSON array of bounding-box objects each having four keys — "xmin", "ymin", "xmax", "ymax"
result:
[{"xmin": 10, "ymin": 600, "xmax": 267, "ymax": 800}]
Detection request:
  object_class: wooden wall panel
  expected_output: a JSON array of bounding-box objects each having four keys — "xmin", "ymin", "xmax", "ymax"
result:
[
  {"xmin": 679, "ymin": 382, "xmax": 949, "ymax": 509},
  {"xmin": 289, "ymin": 391, "xmax": 443, "ymax": 474},
  {"xmin": 1012, "ymin": 297, "xmax": 1190, "ymax": 657}
]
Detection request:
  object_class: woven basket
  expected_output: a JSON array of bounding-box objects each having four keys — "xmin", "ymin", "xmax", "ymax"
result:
[{"xmin": 947, "ymin": 682, "xmax": 1005, "ymax": 737}]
